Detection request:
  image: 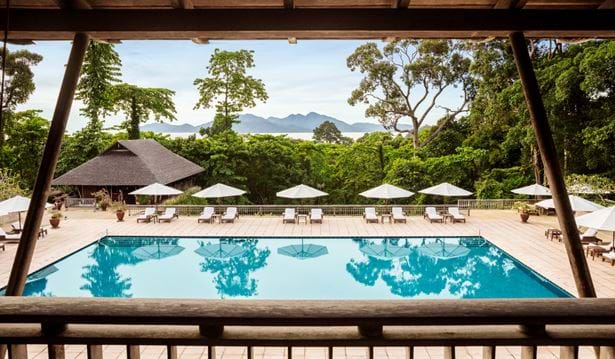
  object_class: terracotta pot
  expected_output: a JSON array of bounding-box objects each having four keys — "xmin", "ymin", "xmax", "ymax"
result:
[
  {"xmin": 49, "ymin": 217, "xmax": 60, "ymax": 228},
  {"xmin": 520, "ymin": 212, "xmax": 530, "ymax": 223},
  {"xmin": 116, "ymin": 210, "xmax": 125, "ymax": 222}
]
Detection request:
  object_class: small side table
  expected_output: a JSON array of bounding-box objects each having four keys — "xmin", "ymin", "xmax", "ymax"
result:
[
  {"xmin": 212, "ymin": 214, "xmax": 221, "ymax": 224},
  {"xmin": 380, "ymin": 214, "xmax": 392, "ymax": 224},
  {"xmin": 297, "ymin": 214, "xmax": 308, "ymax": 224},
  {"xmin": 442, "ymin": 213, "xmax": 454, "ymax": 224}
]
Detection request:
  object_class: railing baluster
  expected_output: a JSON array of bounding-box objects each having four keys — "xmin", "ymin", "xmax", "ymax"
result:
[
  {"xmin": 600, "ymin": 347, "xmax": 615, "ymax": 359},
  {"xmin": 287, "ymin": 346, "xmax": 292, "ymax": 359},
  {"xmin": 481, "ymin": 346, "xmax": 495, "ymax": 359},
  {"xmin": 207, "ymin": 346, "xmax": 216, "ymax": 359},
  {"xmin": 366, "ymin": 347, "xmax": 373, "ymax": 359},
  {"xmin": 127, "ymin": 345, "xmax": 140, "ymax": 359},
  {"xmin": 443, "ymin": 346, "xmax": 455, "ymax": 359},
  {"xmin": 8, "ymin": 345, "xmax": 27, "ymax": 359},
  {"xmin": 559, "ymin": 346, "xmax": 578, "ymax": 359},
  {"xmin": 404, "ymin": 347, "xmax": 414, "ymax": 359},
  {"xmin": 86, "ymin": 345, "xmax": 103, "ymax": 359},
  {"xmin": 247, "ymin": 346, "xmax": 253, "ymax": 359},
  {"xmin": 327, "ymin": 347, "xmax": 333, "ymax": 359},
  {"xmin": 47, "ymin": 345, "xmax": 64, "ymax": 359},
  {"xmin": 521, "ymin": 346, "xmax": 537, "ymax": 359},
  {"xmin": 166, "ymin": 346, "xmax": 177, "ymax": 359}
]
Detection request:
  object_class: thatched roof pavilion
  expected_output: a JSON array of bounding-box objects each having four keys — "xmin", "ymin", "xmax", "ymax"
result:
[{"xmin": 52, "ymin": 139, "xmax": 204, "ymax": 187}]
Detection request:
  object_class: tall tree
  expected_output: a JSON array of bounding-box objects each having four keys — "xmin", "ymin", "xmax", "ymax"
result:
[
  {"xmin": 313, "ymin": 120, "xmax": 349, "ymax": 144},
  {"xmin": 194, "ymin": 49, "xmax": 268, "ymax": 136},
  {"xmin": 112, "ymin": 84, "xmax": 176, "ymax": 139},
  {"xmin": 0, "ymin": 49, "xmax": 43, "ymax": 147},
  {"xmin": 76, "ymin": 42, "xmax": 122, "ymax": 126},
  {"xmin": 347, "ymin": 40, "xmax": 472, "ymax": 149}
]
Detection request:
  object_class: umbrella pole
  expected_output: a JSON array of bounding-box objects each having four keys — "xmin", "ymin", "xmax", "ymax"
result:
[{"xmin": 18, "ymin": 212, "xmax": 22, "ymax": 231}]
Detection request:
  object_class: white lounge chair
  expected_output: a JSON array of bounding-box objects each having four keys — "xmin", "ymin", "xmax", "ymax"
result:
[
  {"xmin": 448, "ymin": 207, "xmax": 466, "ymax": 223},
  {"xmin": 601, "ymin": 251, "xmax": 615, "ymax": 266},
  {"xmin": 310, "ymin": 208, "xmax": 323, "ymax": 224},
  {"xmin": 136, "ymin": 207, "xmax": 156, "ymax": 223},
  {"xmin": 283, "ymin": 208, "xmax": 296, "ymax": 224},
  {"xmin": 198, "ymin": 207, "xmax": 215, "ymax": 223},
  {"xmin": 424, "ymin": 207, "xmax": 443, "ymax": 223},
  {"xmin": 392, "ymin": 207, "xmax": 406, "ymax": 223},
  {"xmin": 0, "ymin": 228, "xmax": 21, "ymax": 243},
  {"xmin": 363, "ymin": 207, "xmax": 378, "ymax": 223},
  {"xmin": 580, "ymin": 228, "xmax": 600, "ymax": 243},
  {"xmin": 221, "ymin": 207, "xmax": 238, "ymax": 223},
  {"xmin": 158, "ymin": 208, "xmax": 178, "ymax": 223}
]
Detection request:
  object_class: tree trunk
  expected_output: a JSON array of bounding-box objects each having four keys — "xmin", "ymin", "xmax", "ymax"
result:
[
  {"xmin": 128, "ymin": 96, "xmax": 140, "ymax": 139},
  {"xmin": 531, "ymin": 144, "xmax": 543, "ymax": 184}
]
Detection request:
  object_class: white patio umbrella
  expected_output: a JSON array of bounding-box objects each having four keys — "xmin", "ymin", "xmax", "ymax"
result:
[
  {"xmin": 511, "ymin": 183, "xmax": 551, "ymax": 196},
  {"xmin": 535, "ymin": 195, "xmax": 604, "ymax": 212},
  {"xmin": 0, "ymin": 195, "xmax": 53, "ymax": 231},
  {"xmin": 359, "ymin": 184, "xmax": 414, "ymax": 200},
  {"xmin": 568, "ymin": 184, "xmax": 610, "ymax": 195},
  {"xmin": 276, "ymin": 184, "xmax": 328, "ymax": 199},
  {"xmin": 193, "ymin": 183, "xmax": 246, "ymax": 199},
  {"xmin": 129, "ymin": 183, "xmax": 183, "ymax": 209},
  {"xmin": 575, "ymin": 206, "xmax": 615, "ymax": 247},
  {"xmin": 419, "ymin": 182, "xmax": 473, "ymax": 197}
]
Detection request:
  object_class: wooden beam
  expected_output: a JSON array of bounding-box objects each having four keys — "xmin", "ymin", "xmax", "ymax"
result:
[
  {"xmin": 598, "ymin": 0, "xmax": 615, "ymax": 9},
  {"xmin": 2, "ymin": 9, "xmax": 615, "ymax": 41},
  {"xmin": 393, "ymin": 0, "xmax": 411, "ymax": 8},
  {"xmin": 284, "ymin": 0, "xmax": 294, "ymax": 10},
  {"xmin": 494, "ymin": 0, "xmax": 527, "ymax": 9},
  {"xmin": 509, "ymin": 31, "xmax": 596, "ymax": 298},
  {"xmin": 53, "ymin": 0, "xmax": 92, "ymax": 10},
  {"xmin": 3, "ymin": 32, "xmax": 90, "ymax": 296}
]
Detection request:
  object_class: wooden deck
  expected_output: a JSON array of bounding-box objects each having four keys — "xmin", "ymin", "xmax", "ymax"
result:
[{"xmin": 1, "ymin": 209, "xmax": 614, "ymax": 359}]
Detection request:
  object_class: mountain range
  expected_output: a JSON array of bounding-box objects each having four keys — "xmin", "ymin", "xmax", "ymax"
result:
[{"xmin": 140, "ymin": 112, "xmax": 402, "ymax": 133}]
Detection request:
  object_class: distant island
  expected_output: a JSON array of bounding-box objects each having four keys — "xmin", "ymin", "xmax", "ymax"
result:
[{"xmin": 140, "ymin": 112, "xmax": 408, "ymax": 134}]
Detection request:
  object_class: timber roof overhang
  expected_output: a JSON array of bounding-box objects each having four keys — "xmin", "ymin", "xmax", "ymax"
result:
[{"xmin": 2, "ymin": 0, "xmax": 615, "ymax": 42}]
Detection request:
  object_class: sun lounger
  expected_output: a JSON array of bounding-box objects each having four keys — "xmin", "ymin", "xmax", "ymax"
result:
[
  {"xmin": 136, "ymin": 207, "xmax": 156, "ymax": 223},
  {"xmin": 283, "ymin": 208, "xmax": 296, "ymax": 224},
  {"xmin": 10, "ymin": 221, "xmax": 22, "ymax": 232},
  {"xmin": 585, "ymin": 242, "xmax": 612, "ymax": 258},
  {"xmin": 392, "ymin": 207, "xmax": 406, "ymax": 223},
  {"xmin": 0, "ymin": 228, "xmax": 21, "ymax": 243},
  {"xmin": 158, "ymin": 208, "xmax": 178, "ymax": 223},
  {"xmin": 198, "ymin": 207, "xmax": 215, "ymax": 223},
  {"xmin": 310, "ymin": 208, "xmax": 323, "ymax": 224},
  {"xmin": 580, "ymin": 228, "xmax": 600, "ymax": 244},
  {"xmin": 448, "ymin": 207, "xmax": 466, "ymax": 223},
  {"xmin": 221, "ymin": 207, "xmax": 238, "ymax": 223},
  {"xmin": 601, "ymin": 251, "xmax": 615, "ymax": 266},
  {"xmin": 363, "ymin": 207, "xmax": 379, "ymax": 223},
  {"xmin": 424, "ymin": 206, "xmax": 443, "ymax": 223}
]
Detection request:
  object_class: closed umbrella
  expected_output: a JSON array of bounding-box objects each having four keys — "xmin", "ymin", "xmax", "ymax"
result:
[
  {"xmin": 276, "ymin": 184, "xmax": 328, "ymax": 199},
  {"xmin": 511, "ymin": 184, "xmax": 551, "ymax": 196},
  {"xmin": 576, "ymin": 207, "xmax": 615, "ymax": 248},
  {"xmin": 535, "ymin": 195, "xmax": 604, "ymax": 212},
  {"xmin": 359, "ymin": 184, "xmax": 414, "ymax": 200},
  {"xmin": 419, "ymin": 182, "xmax": 473, "ymax": 197},
  {"xmin": 0, "ymin": 195, "xmax": 53, "ymax": 231},
  {"xmin": 193, "ymin": 183, "xmax": 246, "ymax": 199},
  {"xmin": 129, "ymin": 183, "xmax": 183, "ymax": 210}
]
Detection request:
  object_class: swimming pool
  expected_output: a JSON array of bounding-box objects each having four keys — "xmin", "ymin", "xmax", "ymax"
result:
[{"xmin": 10, "ymin": 236, "xmax": 570, "ymax": 299}]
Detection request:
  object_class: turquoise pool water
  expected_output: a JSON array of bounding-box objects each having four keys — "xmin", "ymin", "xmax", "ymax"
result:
[{"xmin": 11, "ymin": 236, "xmax": 570, "ymax": 299}]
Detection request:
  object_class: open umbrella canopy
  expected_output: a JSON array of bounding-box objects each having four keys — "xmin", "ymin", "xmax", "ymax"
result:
[
  {"xmin": 132, "ymin": 244, "xmax": 185, "ymax": 260},
  {"xmin": 195, "ymin": 242, "xmax": 247, "ymax": 260},
  {"xmin": 576, "ymin": 207, "xmax": 615, "ymax": 232},
  {"xmin": 568, "ymin": 184, "xmax": 610, "ymax": 195},
  {"xmin": 129, "ymin": 183, "xmax": 183, "ymax": 196},
  {"xmin": 535, "ymin": 195, "xmax": 604, "ymax": 212},
  {"xmin": 419, "ymin": 182, "xmax": 473, "ymax": 197},
  {"xmin": 193, "ymin": 183, "xmax": 246, "ymax": 198},
  {"xmin": 418, "ymin": 240, "xmax": 470, "ymax": 260},
  {"xmin": 0, "ymin": 195, "xmax": 53, "ymax": 213},
  {"xmin": 360, "ymin": 240, "xmax": 411, "ymax": 260},
  {"xmin": 511, "ymin": 183, "xmax": 551, "ymax": 196},
  {"xmin": 359, "ymin": 184, "xmax": 414, "ymax": 200},
  {"xmin": 278, "ymin": 239, "xmax": 328, "ymax": 260},
  {"xmin": 276, "ymin": 184, "xmax": 328, "ymax": 199}
]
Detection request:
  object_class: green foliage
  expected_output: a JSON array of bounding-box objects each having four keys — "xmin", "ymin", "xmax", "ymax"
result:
[
  {"xmin": 312, "ymin": 120, "xmax": 351, "ymax": 144},
  {"xmin": 347, "ymin": 40, "xmax": 472, "ymax": 148},
  {"xmin": 163, "ymin": 186, "xmax": 209, "ymax": 206},
  {"xmin": 76, "ymin": 42, "xmax": 122, "ymax": 125},
  {"xmin": 112, "ymin": 83, "xmax": 177, "ymax": 139},
  {"xmin": 194, "ymin": 49, "xmax": 268, "ymax": 135},
  {"xmin": 0, "ymin": 168, "xmax": 25, "ymax": 200},
  {"xmin": 56, "ymin": 121, "xmax": 114, "ymax": 177}
]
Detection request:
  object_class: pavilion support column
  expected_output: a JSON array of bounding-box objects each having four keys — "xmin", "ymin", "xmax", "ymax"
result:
[
  {"xmin": 509, "ymin": 31, "xmax": 596, "ymax": 297},
  {"xmin": 0, "ymin": 32, "xmax": 89, "ymax": 359}
]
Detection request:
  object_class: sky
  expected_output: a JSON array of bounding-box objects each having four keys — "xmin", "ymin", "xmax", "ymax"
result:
[{"xmin": 15, "ymin": 40, "xmax": 463, "ymax": 133}]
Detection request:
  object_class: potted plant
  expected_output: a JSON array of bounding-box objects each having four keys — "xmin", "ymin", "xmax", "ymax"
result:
[
  {"xmin": 112, "ymin": 201, "xmax": 127, "ymax": 222},
  {"xmin": 512, "ymin": 201, "xmax": 532, "ymax": 223},
  {"xmin": 49, "ymin": 210, "xmax": 62, "ymax": 228},
  {"xmin": 93, "ymin": 189, "xmax": 111, "ymax": 211}
]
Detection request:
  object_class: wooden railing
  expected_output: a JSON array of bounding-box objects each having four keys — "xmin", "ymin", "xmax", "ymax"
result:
[
  {"xmin": 65, "ymin": 197, "xmax": 96, "ymax": 208},
  {"xmin": 457, "ymin": 199, "xmax": 539, "ymax": 210},
  {"xmin": 1, "ymin": 297, "xmax": 614, "ymax": 359}
]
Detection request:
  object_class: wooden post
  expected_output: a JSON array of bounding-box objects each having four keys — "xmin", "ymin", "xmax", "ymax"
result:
[
  {"xmin": 509, "ymin": 31, "xmax": 596, "ymax": 298},
  {"xmin": 4, "ymin": 32, "xmax": 90, "ymax": 296},
  {"xmin": 0, "ymin": 32, "xmax": 89, "ymax": 359}
]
